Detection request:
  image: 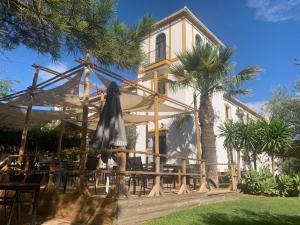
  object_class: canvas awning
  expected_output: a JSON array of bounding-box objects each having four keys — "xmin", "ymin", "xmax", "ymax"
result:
[
  {"xmin": 0, "ymin": 103, "xmax": 69, "ymax": 130},
  {"xmin": 93, "ymin": 72, "xmax": 186, "ymax": 113},
  {"xmin": 9, "ymin": 69, "xmax": 83, "ymax": 108}
]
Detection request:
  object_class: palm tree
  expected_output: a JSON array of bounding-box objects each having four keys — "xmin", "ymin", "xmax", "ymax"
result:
[
  {"xmin": 219, "ymin": 121, "xmax": 243, "ymax": 180},
  {"xmin": 168, "ymin": 44, "xmax": 261, "ymax": 176},
  {"xmin": 258, "ymin": 118, "xmax": 293, "ymax": 176},
  {"xmin": 219, "ymin": 120, "xmax": 236, "ymax": 165},
  {"xmin": 238, "ymin": 121, "xmax": 261, "ymax": 170}
]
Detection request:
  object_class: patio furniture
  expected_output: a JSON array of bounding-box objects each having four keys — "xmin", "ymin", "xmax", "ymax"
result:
[
  {"xmin": 127, "ymin": 156, "xmax": 147, "ymax": 196},
  {"xmin": 162, "ymin": 164, "xmax": 177, "ymax": 191},
  {"xmin": 0, "ymin": 173, "xmax": 25, "ymax": 217},
  {"xmin": 0, "ymin": 173, "xmax": 42, "ymax": 225},
  {"xmin": 63, "ymin": 156, "xmax": 99, "ymax": 194}
]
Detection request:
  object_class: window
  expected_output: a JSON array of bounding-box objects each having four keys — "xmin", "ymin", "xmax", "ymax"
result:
[
  {"xmin": 225, "ymin": 104, "xmax": 231, "ymax": 121},
  {"xmin": 157, "ymin": 80, "xmax": 166, "ymax": 95},
  {"xmin": 155, "ymin": 33, "xmax": 166, "ymax": 62},
  {"xmin": 195, "ymin": 34, "xmax": 202, "ymax": 46}
]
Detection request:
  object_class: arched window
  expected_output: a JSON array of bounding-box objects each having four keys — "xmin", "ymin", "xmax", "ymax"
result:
[
  {"xmin": 195, "ymin": 34, "xmax": 202, "ymax": 46},
  {"xmin": 155, "ymin": 33, "xmax": 166, "ymax": 62}
]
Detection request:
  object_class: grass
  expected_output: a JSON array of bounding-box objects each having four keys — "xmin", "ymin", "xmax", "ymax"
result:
[{"xmin": 144, "ymin": 195, "xmax": 300, "ymax": 225}]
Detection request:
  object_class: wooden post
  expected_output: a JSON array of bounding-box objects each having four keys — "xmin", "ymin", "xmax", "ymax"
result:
[
  {"xmin": 145, "ymin": 111, "xmax": 149, "ymax": 167},
  {"xmin": 18, "ymin": 65, "xmax": 39, "ymax": 166},
  {"xmin": 77, "ymin": 50, "xmax": 91, "ymax": 195},
  {"xmin": 44, "ymin": 118, "xmax": 65, "ymax": 192},
  {"xmin": 115, "ymin": 149, "xmax": 130, "ymax": 198},
  {"xmin": 193, "ymin": 93, "xmax": 207, "ymax": 192},
  {"xmin": 148, "ymin": 71, "xmax": 164, "ymax": 197},
  {"xmin": 178, "ymin": 159, "xmax": 190, "ymax": 194}
]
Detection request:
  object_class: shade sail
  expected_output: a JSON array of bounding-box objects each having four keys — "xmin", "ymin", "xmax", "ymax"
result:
[
  {"xmin": 9, "ymin": 69, "xmax": 83, "ymax": 108},
  {"xmin": 0, "ymin": 103, "xmax": 69, "ymax": 130},
  {"xmin": 93, "ymin": 72, "xmax": 186, "ymax": 113},
  {"xmin": 90, "ymin": 91, "xmax": 185, "ymax": 113}
]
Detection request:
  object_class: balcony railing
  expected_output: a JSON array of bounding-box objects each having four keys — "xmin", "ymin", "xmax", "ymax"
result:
[{"xmin": 142, "ymin": 45, "xmax": 170, "ymax": 68}]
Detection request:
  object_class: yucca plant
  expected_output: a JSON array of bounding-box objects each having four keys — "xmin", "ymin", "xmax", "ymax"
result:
[{"xmin": 258, "ymin": 118, "xmax": 293, "ymax": 176}]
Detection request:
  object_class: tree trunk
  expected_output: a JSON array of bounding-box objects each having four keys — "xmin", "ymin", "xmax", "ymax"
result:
[
  {"xmin": 253, "ymin": 152, "xmax": 257, "ymax": 171},
  {"xmin": 237, "ymin": 150, "xmax": 241, "ymax": 181},
  {"xmin": 271, "ymin": 153, "xmax": 275, "ymax": 176},
  {"xmin": 199, "ymin": 94, "xmax": 217, "ymax": 184}
]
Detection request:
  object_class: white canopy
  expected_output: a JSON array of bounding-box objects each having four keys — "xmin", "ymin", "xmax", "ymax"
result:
[
  {"xmin": 0, "ymin": 104, "xmax": 69, "ymax": 130},
  {"xmin": 9, "ymin": 69, "xmax": 83, "ymax": 108}
]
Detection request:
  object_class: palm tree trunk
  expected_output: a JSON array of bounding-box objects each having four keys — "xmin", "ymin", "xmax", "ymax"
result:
[
  {"xmin": 271, "ymin": 153, "xmax": 275, "ymax": 176},
  {"xmin": 237, "ymin": 150, "xmax": 241, "ymax": 180},
  {"xmin": 253, "ymin": 152, "xmax": 257, "ymax": 170},
  {"xmin": 199, "ymin": 94, "xmax": 217, "ymax": 184}
]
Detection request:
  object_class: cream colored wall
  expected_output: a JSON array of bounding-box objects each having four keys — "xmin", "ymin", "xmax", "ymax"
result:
[{"xmin": 136, "ymin": 16, "xmax": 265, "ymax": 172}]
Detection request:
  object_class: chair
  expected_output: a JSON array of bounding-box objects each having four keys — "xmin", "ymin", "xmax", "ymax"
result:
[
  {"xmin": 127, "ymin": 156, "xmax": 147, "ymax": 196},
  {"xmin": 7, "ymin": 173, "xmax": 43, "ymax": 225},
  {"xmin": 85, "ymin": 155, "xmax": 100, "ymax": 194},
  {"xmin": 63, "ymin": 156, "xmax": 99, "ymax": 194},
  {"xmin": 0, "ymin": 173, "xmax": 25, "ymax": 217},
  {"xmin": 187, "ymin": 164, "xmax": 200, "ymax": 190}
]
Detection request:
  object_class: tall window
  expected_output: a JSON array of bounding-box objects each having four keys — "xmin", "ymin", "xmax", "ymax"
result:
[
  {"xmin": 195, "ymin": 34, "xmax": 202, "ymax": 46},
  {"xmin": 225, "ymin": 104, "xmax": 231, "ymax": 121},
  {"xmin": 155, "ymin": 33, "xmax": 166, "ymax": 62}
]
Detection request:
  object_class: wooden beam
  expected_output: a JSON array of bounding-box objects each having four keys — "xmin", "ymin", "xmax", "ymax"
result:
[
  {"xmin": 148, "ymin": 71, "xmax": 164, "ymax": 197},
  {"xmin": 18, "ymin": 66, "xmax": 39, "ymax": 166},
  {"xmin": 178, "ymin": 159, "xmax": 190, "ymax": 194}
]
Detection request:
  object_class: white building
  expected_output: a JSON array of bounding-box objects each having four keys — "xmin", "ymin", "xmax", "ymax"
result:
[{"xmin": 134, "ymin": 7, "xmax": 263, "ymax": 174}]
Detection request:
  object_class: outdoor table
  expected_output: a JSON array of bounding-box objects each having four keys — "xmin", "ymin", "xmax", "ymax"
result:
[{"xmin": 0, "ymin": 182, "xmax": 40, "ymax": 225}]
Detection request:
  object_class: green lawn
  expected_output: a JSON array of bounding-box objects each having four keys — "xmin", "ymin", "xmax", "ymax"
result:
[{"xmin": 144, "ymin": 195, "xmax": 300, "ymax": 225}]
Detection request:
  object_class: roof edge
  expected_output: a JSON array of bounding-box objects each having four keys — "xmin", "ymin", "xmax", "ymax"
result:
[
  {"xmin": 154, "ymin": 6, "xmax": 225, "ymax": 48},
  {"xmin": 223, "ymin": 93, "xmax": 262, "ymax": 119}
]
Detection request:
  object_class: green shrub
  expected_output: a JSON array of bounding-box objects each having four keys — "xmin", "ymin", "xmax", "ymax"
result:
[
  {"xmin": 276, "ymin": 175, "xmax": 296, "ymax": 197},
  {"xmin": 240, "ymin": 169, "xmax": 300, "ymax": 197}
]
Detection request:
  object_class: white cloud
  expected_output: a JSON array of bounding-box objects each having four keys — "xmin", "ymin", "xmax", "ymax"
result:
[
  {"xmin": 39, "ymin": 62, "xmax": 69, "ymax": 83},
  {"xmin": 247, "ymin": 0, "xmax": 300, "ymax": 22},
  {"xmin": 246, "ymin": 100, "xmax": 266, "ymax": 113}
]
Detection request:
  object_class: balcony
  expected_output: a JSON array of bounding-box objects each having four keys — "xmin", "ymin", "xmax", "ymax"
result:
[{"xmin": 142, "ymin": 45, "xmax": 171, "ymax": 69}]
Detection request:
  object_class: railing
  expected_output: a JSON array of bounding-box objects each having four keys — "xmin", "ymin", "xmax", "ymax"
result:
[
  {"xmin": 0, "ymin": 149, "xmax": 238, "ymax": 196},
  {"xmin": 142, "ymin": 45, "xmax": 171, "ymax": 68}
]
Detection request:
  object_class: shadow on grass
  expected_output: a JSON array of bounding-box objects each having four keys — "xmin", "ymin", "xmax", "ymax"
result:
[{"xmin": 197, "ymin": 209, "xmax": 300, "ymax": 225}]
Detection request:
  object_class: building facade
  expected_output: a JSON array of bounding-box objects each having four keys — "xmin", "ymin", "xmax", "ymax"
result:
[{"xmin": 134, "ymin": 7, "xmax": 264, "ymax": 172}]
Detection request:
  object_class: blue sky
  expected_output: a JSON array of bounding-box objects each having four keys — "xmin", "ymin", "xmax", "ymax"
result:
[{"xmin": 1, "ymin": 0, "xmax": 300, "ymax": 112}]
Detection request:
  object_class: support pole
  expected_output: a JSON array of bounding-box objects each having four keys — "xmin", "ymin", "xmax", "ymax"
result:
[
  {"xmin": 77, "ymin": 50, "xmax": 91, "ymax": 195},
  {"xmin": 148, "ymin": 71, "xmax": 164, "ymax": 197},
  {"xmin": 145, "ymin": 110, "xmax": 149, "ymax": 168},
  {"xmin": 193, "ymin": 92, "xmax": 207, "ymax": 193},
  {"xmin": 44, "ymin": 118, "xmax": 65, "ymax": 192},
  {"xmin": 178, "ymin": 159, "xmax": 190, "ymax": 194},
  {"xmin": 115, "ymin": 149, "xmax": 130, "ymax": 198},
  {"xmin": 18, "ymin": 65, "xmax": 39, "ymax": 167}
]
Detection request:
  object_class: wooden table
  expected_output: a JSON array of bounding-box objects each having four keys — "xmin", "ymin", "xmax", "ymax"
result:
[{"xmin": 0, "ymin": 182, "xmax": 40, "ymax": 225}]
